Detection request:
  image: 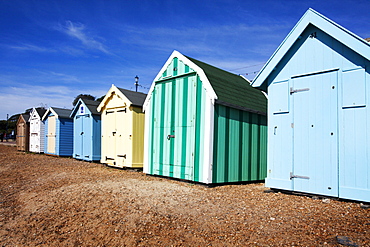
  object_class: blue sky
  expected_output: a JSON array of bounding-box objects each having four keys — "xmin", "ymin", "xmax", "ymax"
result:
[{"xmin": 0, "ymin": 0, "xmax": 369, "ymax": 120}]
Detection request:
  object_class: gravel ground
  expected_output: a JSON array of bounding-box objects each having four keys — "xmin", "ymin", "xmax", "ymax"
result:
[{"xmin": 0, "ymin": 145, "xmax": 369, "ymax": 246}]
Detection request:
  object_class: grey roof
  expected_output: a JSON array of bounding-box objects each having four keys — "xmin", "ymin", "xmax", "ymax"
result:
[
  {"xmin": 35, "ymin": 107, "xmax": 47, "ymax": 118},
  {"xmin": 185, "ymin": 56, "xmax": 267, "ymax": 115},
  {"xmin": 20, "ymin": 113, "xmax": 30, "ymax": 122},
  {"xmin": 117, "ymin": 88, "xmax": 147, "ymax": 107},
  {"xmin": 52, "ymin": 107, "xmax": 73, "ymax": 119},
  {"xmin": 80, "ymin": 99, "xmax": 100, "ymax": 115}
]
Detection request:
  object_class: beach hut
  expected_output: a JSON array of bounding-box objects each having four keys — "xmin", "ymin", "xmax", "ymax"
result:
[
  {"xmin": 29, "ymin": 107, "xmax": 47, "ymax": 153},
  {"xmin": 70, "ymin": 98, "xmax": 101, "ymax": 161},
  {"xmin": 16, "ymin": 113, "xmax": 30, "ymax": 151},
  {"xmin": 252, "ymin": 9, "xmax": 370, "ymax": 202},
  {"xmin": 97, "ymin": 86, "xmax": 146, "ymax": 168},
  {"xmin": 42, "ymin": 107, "xmax": 73, "ymax": 157},
  {"xmin": 143, "ymin": 51, "xmax": 267, "ymax": 184}
]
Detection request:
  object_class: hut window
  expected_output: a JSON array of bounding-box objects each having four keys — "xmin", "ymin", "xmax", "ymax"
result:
[
  {"xmin": 271, "ymin": 80, "xmax": 289, "ymax": 114},
  {"xmin": 342, "ymin": 68, "xmax": 366, "ymax": 108}
]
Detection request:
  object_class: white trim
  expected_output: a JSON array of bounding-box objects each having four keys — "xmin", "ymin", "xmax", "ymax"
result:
[
  {"xmin": 42, "ymin": 107, "xmax": 59, "ymax": 121},
  {"xmin": 202, "ymin": 94, "xmax": 215, "ymax": 183},
  {"xmin": 143, "ymin": 50, "xmax": 218, "ymax": 111},
  {"xmin": 97, "ymin": 84, "xmax": 133, "ymax": 112},
  {"xmin": 252, "ymin": 8, "xmax": 370, "ymax": 88},
  {"xmin": 143, "ymin": 98, "xmax": 151, "ymax": 174}
]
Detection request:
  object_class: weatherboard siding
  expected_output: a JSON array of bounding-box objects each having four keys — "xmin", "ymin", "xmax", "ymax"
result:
[
  {"xmin": 92, "ymin": 115, "xmax": 102, "ymax": 161},
  {"xmin": 58, "ymin": 118, "xmax": 73, "ymax": 156},
  {"xmin": 132, "ymin": 106, "xmax": 145, "ymax": 167},
  {"xmin": 213, "ymin": 104, "xmax": 267, "ymax": 183}
]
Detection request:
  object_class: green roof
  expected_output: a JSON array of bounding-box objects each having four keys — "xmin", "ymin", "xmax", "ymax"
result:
[{"xmin": 185, "ymin": 56, "xmax": 267, "ymax": 114}]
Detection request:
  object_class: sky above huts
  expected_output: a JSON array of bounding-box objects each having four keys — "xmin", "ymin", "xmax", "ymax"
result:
[{"xmin": 0, "ymin": 0, "xmax": 369, "ymax": 119}]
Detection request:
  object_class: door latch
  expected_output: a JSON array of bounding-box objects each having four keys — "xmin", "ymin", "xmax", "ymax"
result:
[
  {"xmin": 290, "ymin": 172, "xmax": 310, "ymax": 180},
  {"xmin": 167, "ymin": 135, "xmax": 175, "ymax": 140},
  {"xmin": 290, "ymin": 87, "xmax": 310, "ymax": 94}
]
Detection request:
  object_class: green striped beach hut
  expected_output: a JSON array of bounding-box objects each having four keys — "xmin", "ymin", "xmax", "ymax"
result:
[{"xmin": 143, "ymin": 50, "xmax": 267, "ymax": 184}]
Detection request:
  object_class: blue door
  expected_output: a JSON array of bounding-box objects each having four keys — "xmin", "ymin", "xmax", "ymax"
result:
[
  {"xmin": 292, "ymin": 70, "xmax": 338, "ymax": 197},
  {"xmin": 82, "ymin": 114, "xmax": 92, "ymax": 160},
  {"xmin": 74, "ymin": 114, "xmax": 84, "ymax": 159}
]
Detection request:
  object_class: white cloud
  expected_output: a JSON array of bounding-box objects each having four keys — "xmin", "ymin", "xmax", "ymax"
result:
[
  {"xmin": 58, "ymin": 21, "xmax": 112, "ymax": 55},
  {"xmin": 9, "ymin": 43, "xmax": 56, "ymax": 53}
]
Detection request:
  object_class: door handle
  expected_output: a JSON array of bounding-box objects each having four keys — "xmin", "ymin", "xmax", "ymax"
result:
[
  {"xmin": 80, "ymin": 132, "xmax": 84, "ymax": 135},
  {"xmin": 167, "ymin": 135, "xmax": 175, "ymax": 140}
]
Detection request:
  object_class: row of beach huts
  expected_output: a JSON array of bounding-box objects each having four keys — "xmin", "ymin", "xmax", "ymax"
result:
[{"xmin": 15, "ymin": 9, "xmax": 370, "ymax": 203}]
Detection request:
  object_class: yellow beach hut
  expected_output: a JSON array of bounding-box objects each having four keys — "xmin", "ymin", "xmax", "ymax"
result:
[{"xmin": 97, "ymin": 85, "xmax": 147, "ymax": 168}]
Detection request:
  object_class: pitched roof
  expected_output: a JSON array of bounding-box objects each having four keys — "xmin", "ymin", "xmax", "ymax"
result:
[
  {"xmin": 185, "ymin": 56, "xmax": 267, "ymax": 114},
  {"xmin": 35, "ymin": 107, "xmax": 47, "ymax": 118},
  {"xmin": 145, "ymin": 51, "xmax": 267, "ymax": 114},
  {"xmin": 43, "ymin": 107, "xmax": 72, "ymax": 120},
  {"xmin": 19, "ymin": 113, "xmax": 30, "ymax": 123},
  {"xmin": 252, "ymin": 8, "xmax": 370, "ymax": 89},
  {"xmin": 117, "ymin": 87, "xmax": 147, "ymax": 107},
  {"xmin": 82, "ymin": 99, "xmax": 100, "ymax": 115},
  {"xmin": 52, "ymin": 107, "xmax": 72, "ymax": 118},
  {"xmin": 71, "ymin": 98, "xmax": 101, "ymax": 117}
]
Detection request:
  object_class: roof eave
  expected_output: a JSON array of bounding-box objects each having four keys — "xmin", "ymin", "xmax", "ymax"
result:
[
  {"xmin": 252, "ymin": 8, "xmax": 370, "ymax": 89},
  {"xmin": 143, "ymin": 50, "xmax": 218, "ymax": 112}
]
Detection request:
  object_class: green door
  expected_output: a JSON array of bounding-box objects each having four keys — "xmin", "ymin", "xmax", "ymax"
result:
[{"xmin": 151, "ymin": 76, "xmax": 197, "ymax": 180}]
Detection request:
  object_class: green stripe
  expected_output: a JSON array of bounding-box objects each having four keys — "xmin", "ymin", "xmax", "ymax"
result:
[
  {"xmin": 149, "ymin": 89, "xmax": 156, "ymax": 174},
  {"xmin": 173, "ymin": 58, "xmax": 178, "ymax": 76},
  {"xmin": 260, "ymin": 116, "xmax": 268, "ymax": 178},
  {"xmin": 169, "ymin": 80, "xmax": 176, "ymax": 175},
  {"xmin": 251, "ymin": 114, "xmax": 258, "ymax": 180},
  {"xmin": 223, "ymin": 107, "xmax": 230, "ymax": 182},
  {"xmin": 238, "ymin": 110, "xmax": 244, "ymax": 181},
  {"xmin": 248, "ymin": 113, "xmax": 253, "ymax": 180},
  {"xmin": 180, "ymin": 78, "xmax": 188, "ymax": 179},
  {"xmin": 194, "ymin": 76, "xmax": 202, "ymax": 181},
  {"xmin": 212, "ymin": 105, "xmax": 218, "ymax": 183},
  {"xmin": 256, "ymin": 115, "xmax": 261, "ymax": 179},
  {"xmin": 159, "ymin": 84, "xmax": 166, "ymax": 176},
  {"xmin": 243, "ymin": 112, "xmax": 251, "ymax": 181}
]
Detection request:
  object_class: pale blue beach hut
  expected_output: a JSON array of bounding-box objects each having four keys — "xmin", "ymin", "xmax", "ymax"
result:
[
  {"xmin": 252, "ymin": 9, "xmax": 370, "ymax": 202},
  {"xmin": 70, "ymin": 98, "xmax": 101, "ymax": 161}
]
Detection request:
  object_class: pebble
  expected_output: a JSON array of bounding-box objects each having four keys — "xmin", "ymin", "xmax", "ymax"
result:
[{"xmin": 322, "ymin": 199, "xmax": 331, "ymax": 203}]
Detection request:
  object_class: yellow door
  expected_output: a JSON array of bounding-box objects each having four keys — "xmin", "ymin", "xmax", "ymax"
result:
[
  {"xmin": 47, "ymin": 116, "xmax": 56, "ymax": 154},
  {"xmin": 105, "ymin": 109, "xmax": 116, "ymax": 165},
  {"xmin": 116, "ymin": 107, "xmax": 129, "ymax": 167}
]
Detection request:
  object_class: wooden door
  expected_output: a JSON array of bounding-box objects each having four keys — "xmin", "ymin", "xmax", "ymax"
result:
[
  {"xmin": 105, "ymin": 109, "xmax": 116, "ymax": 164},
  {"xmin": 292, "ymin": 70, "xmax": 338, "ymax": 196},
  {"xmin": 74, "ymin": 115, "xmax": 83, "ymax": 159},
  {"xmin": 47, "ymin": 116, "xmax": 56, "ymax": 154},
  {"xmin": 151, "ymin": 76, "xmax": 197, "ymax": 179},
  {"xmin": 115, "ymin": 107, "xmax": 129, "ymax": 167}
]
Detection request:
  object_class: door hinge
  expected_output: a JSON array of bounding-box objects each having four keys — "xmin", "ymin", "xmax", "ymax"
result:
[
  {"xmin": 290, "ymin": 172, "xmax": 310, "ymax": 180},
  {"xmin": 290, "ymin": 87, "xmax": 310, "ymax": 94}
]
